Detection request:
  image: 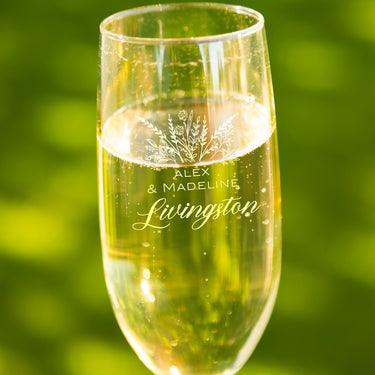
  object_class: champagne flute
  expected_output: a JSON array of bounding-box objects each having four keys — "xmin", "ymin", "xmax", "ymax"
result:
[{"xmin": 97, "ymin": 3, "xmax": 281, "ymax": 375}]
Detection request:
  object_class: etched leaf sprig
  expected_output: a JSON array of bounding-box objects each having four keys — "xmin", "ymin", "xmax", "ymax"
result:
[{"xmin": 139, "ymin": 110, "xmax": 237, "ymax": 164}]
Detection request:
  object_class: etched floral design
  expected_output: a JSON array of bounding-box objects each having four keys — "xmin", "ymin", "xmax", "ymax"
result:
[
  {"xmin": 174, "ymin": 125, "xmax": 184, "ymax": 136},
  {"xmin": 138, "ymin": 110, "xmax": 237, "ymax": 164},
  {"xmin": 178, "ymin": 110, "xmax": 188, "ymax": 121}
]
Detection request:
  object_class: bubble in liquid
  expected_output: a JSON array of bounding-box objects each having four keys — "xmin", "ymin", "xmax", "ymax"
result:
[
  {"xmin": 170, "ymin": 339, "xmax": 178, "ymax": 347},
  {"xmin": 143, "ymin": 268, "xmax": 151, "ymax": 279},
  {"xmin": 142, "ymin": 242, "xmax": 150, "ymax": 247},
  {"xmin": 261, "ymin": 187, "xmax": 267, "ymax": 193},
  {"xmin": 245, "ymin": 212, "xmax": 250, "ymax": 217},
  {"xmin": 262, "ymin": 219, "xmax": 270, "ymax": 225}
]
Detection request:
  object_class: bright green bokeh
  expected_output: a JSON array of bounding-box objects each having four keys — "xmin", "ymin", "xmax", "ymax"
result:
[{"xmin": 0, "ymin": 0, "xmax": 374, "ymax": 374}]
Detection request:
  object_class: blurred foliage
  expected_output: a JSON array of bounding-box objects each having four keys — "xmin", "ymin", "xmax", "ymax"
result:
[{"xmin": 0, "ymin": 0, "xmax": 374, "ymax": 374}]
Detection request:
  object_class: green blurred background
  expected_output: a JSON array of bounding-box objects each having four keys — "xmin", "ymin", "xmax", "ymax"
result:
[{"xmin": 1, "ymin": 0, "xmax": 374, "ymax": 374}]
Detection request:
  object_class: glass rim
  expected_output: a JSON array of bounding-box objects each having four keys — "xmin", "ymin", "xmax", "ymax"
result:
[{"xmin": 100, "ymin": 2, "xmax": 264, "ymax": 45}]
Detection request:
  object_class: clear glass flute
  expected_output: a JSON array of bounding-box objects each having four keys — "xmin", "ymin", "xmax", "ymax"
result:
[{"xmin": 97, "ymin": 3, "xmax": 281, "ymax": 375}]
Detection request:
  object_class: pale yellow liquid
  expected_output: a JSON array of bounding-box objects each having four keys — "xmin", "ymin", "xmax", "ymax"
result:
[{"xmin": 98, "ymin": 99, "xmax": 281, "ymax": 375}]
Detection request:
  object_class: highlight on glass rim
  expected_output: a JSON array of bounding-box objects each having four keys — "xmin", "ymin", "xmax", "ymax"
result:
[{"xmin": 97, "ymin": 3, "xmax": 281, "ymax": 375}]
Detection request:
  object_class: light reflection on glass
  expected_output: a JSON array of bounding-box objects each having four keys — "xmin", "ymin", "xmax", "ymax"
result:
[
  {"xmin": 141, "ymin": 268, "xmax": 155, "ymax": 303},
  {"xmin": 169, "ymin": 365, "xmax": 181, "ymax": 375}
]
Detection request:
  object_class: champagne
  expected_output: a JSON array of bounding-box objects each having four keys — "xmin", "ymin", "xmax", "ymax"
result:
[{"xmin": 98, "ymin": 98, "xmax": 281, "ymax": 375}]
